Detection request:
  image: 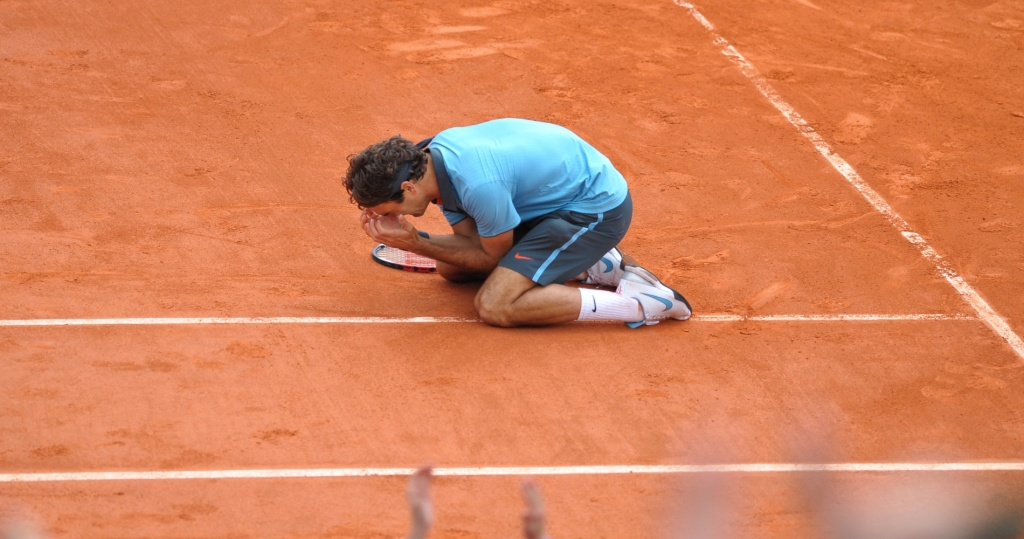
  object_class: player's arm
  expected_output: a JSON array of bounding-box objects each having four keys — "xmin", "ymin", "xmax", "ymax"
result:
[
  {"xmin": 363, "ymin": 212, "xmax": 511, "ymax": 272},
  {"xmin": 414, "ymin": 218, "xmax": 512, "ymax": 272},
  {"xmin": 418, "ymin": 181, "xmax": 519, "ymax": 271}
]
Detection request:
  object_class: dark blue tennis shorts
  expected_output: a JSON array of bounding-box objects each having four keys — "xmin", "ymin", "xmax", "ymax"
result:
[{"xmin": 499, "ymin": 192, "xmax": 632, "ymax": 286}]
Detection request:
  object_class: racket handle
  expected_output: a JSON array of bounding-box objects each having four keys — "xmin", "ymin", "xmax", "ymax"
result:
[{"xmin": 418, "ymin": 231, "xmax": 430, "ymax": 239}]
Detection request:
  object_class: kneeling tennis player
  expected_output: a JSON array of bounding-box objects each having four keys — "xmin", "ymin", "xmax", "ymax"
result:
[{"xmin": 343, "ymin": 118, "xmax": 691, "ymax": 328}]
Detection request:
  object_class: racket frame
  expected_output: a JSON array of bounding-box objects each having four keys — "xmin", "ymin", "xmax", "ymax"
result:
[{"xmin": 371, "ymin": 244, "xmax": 438, "ymax": 273}]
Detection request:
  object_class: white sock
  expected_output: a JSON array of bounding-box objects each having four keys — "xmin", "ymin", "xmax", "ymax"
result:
[{"xmin": 578, "ymin": 288, "xmax": 643, "ymax": 322}]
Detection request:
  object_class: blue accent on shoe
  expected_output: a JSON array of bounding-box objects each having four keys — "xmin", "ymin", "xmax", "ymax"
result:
[
  {"xmin": 600, "ymin": 256, "xmax": 613, "ymax": 272},
  {"xmin": 625, "ymin": 300, "xmax": 648, "ymax": 329},
  {"xmin": 641, "ymin": 293, "xmax": 674, "ymax": 312}
]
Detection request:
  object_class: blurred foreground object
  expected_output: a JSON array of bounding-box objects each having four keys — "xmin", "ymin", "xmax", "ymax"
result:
[
  {"xmin": 405, "ymin": 465, "xmax": 434, "ymax": 539},
  {"xmin": 0, "ymin": 507, "xmax": 46, "ymax": 539},
  {"xmin": 403, "ymin": 466, "xmax": 551, "ymax": 539},
  {"xmin": 805, "ymin": 473, "xmax": 1023, "ymax": 539},
  {"xmin": 520, "ymin": 479, "xmax": 548, "ymax": 539}
]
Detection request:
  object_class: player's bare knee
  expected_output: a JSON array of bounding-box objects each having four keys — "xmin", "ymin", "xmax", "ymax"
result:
[
  {"xmin": 476, "ymin": 305, "xmax": 516, "ymax": 327},
  {"xmin": 474, "ymin": 293, "xmax": 516, "ymax": 327}
]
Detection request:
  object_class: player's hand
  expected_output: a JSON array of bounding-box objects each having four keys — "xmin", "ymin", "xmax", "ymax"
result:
[
  {"xmin": 358, "ymin": 208, "xmax": 378, "ymax": 227},
  {"xmin": 362, "ymin": 212, "xmax": 420, "ymax": 250}
]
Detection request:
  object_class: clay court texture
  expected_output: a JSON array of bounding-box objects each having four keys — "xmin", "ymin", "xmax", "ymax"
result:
[{"xmin": 3, "ymin": 0, "xmax": 1024, "ymax": 537}]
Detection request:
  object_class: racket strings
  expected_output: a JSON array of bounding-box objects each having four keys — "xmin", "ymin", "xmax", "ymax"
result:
[{"xmin": 377, "ymin": 246, "xmax": 433, "ymax": 265}]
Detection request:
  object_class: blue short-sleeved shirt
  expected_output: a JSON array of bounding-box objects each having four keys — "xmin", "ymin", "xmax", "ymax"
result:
[{"xmin": 430, "ymin": 118, "xmax": 629, "ymax": 238}]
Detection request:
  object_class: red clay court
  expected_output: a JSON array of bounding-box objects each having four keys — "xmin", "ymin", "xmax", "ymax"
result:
[{"xmin": 2, "ymin": 0, "xmax": 1024, "ymax": 537}]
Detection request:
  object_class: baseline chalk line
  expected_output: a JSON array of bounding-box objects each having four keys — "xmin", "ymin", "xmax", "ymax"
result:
[
  {"xmin": 674, "ymin": 1, "xmax": 1024, "ymax": 361},
  {"xmin": 0, "ymin": 314, "xmax": 974, "ymax": 327},
  {"xmin": 5, "ymin": 462, "xmax": 1024, "ymax": 483}
]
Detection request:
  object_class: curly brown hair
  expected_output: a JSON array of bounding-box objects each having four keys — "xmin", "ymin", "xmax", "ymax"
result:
[{"xmin": 343, "ymin": 136, "xmax": 428, "ymax": 209}]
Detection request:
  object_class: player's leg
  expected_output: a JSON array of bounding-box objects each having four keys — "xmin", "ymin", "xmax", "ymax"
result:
[
  {"xmin": 474, "ymin": 199, "xmax": 645, "ymax": 327},
  {"xmin": 476, "ymin": 266, "xmax": 651, "ymax": 327},
  {"xmin": 474, "ymin": 268, "xmax": 583, "ymax": 326},
  {"xmin": 475, "ymin": 194, "xmax": 690, "ymax": 327}
]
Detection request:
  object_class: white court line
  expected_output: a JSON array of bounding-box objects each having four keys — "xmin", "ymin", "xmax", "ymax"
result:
[
  {"xmin": 0, "ymin": 316, "xmax": 476, "ymax": 327},
  {"xmin": 673, "ymin": 1, "xmax": 1024, "ymax": 362},
  {"xmin": 694, "ymin": 313, "xmax": 974, "ymax": 322},
  {"xmin": 4, "ymin": 462, "xmax": 1024, "ymax": 483},
  {"xmin": 0, "ymin": 314, "xmax": 974, "ymax": 327}
]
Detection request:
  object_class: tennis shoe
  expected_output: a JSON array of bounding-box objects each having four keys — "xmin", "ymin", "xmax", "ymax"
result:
[
  {"xmin": 616, "ymin": 265, "xmax": 692, "ymax": 328},
  {"xmin": 582, "ymin": 247, "xmax": 625, "ymax": 287}
]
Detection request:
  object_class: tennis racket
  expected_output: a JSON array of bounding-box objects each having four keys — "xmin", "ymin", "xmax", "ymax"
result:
[{"xmin": 371, "ymin": 244, "xmax": 437, "ymax": 273}]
